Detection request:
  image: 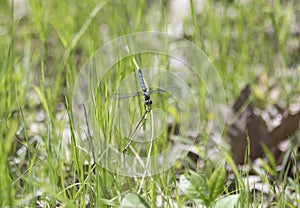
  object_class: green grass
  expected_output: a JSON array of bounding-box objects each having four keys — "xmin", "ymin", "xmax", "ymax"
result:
[{"xmin": 0, "ymin": 0, "xmax": 299, "ymax": 207}]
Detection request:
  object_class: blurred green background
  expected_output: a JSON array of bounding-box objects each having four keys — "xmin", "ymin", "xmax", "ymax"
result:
[{"xmin": 0, "ymin": 0, "xmax": 299, "ymax": 207}]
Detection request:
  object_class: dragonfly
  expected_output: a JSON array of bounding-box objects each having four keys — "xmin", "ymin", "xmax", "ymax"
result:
[
  {"xmin": 117, "ymin": 68, "xmax": 155, "ymax": 153},
  {"xmin": 114, "ymin": 70, "xmax": 170, "ymax": 109},
  {"xmin": 115, "ymin": 58, "xmax": 171, "ymax": 154}
]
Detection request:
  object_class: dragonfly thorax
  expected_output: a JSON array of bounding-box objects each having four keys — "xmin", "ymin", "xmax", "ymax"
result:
[
  {"xmin": 145, "ymin": 94, "xmax": 152, "ymax": 106},
  {"xmin": 143, "ymin": 92, "xmax": 152, "ymax": 106},
  {"xmin": 145, "ymin": 98, "xmax": 152, "ymax": 106}
]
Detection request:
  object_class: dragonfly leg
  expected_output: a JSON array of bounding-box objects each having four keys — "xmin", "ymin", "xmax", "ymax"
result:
[{"xmin": 122, "ymin": 110, "xmax": 149, "ymax": 154}]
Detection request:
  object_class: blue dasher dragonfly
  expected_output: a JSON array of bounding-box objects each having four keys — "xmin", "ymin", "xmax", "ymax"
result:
[
  {"xmin": 114, "ymin": 67, "xmax": 174, "ymax": 154},
  {"xmin": 113, "ymin": 69, "xmax": 173, "ymax": 110}
]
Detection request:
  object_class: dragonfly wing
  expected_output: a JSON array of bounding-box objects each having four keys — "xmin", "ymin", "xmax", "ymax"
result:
[
  {"xmin": 113, "ymin": 85, "xmax": 180, "ymax": 99},
  {"xmin": 148, "ymin": 88, "xmax": 166, "ymax": 94},
  {"xmin": 112, "ymin": 91, "xmax": 143, "ymax": 99},
  {"xmin": 148, "ymin": 85, "xmax": 180, "ymax": 95}
]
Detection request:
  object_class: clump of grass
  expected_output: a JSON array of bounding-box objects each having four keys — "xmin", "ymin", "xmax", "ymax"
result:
[{"xmin": 0, "ymin": 0, "xmax": 299, "ymax": 207}]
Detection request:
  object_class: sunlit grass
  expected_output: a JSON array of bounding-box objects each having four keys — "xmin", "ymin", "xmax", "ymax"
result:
[{"xmin": 0, "ymin": 0, "xmax": 299, "ymax": 206}]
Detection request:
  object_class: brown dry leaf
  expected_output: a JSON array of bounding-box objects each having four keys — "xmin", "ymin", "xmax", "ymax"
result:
[{"xmin": 226, "ymin": 85, "xmax": 300, "ymax": 164}]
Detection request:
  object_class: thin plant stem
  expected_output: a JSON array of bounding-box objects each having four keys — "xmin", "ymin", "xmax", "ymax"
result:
[{"xmin": 138, "ymin": 110, "xmax": 154, "ymax": 193}]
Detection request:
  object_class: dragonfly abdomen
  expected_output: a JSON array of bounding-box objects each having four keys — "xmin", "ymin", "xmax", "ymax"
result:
[{"xmin": 138, "ymin": 68, "xmax": 147, "ymax": 92}]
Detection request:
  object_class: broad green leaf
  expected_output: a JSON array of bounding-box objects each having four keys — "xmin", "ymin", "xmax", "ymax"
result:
[
  {"xmin": 207, "ymin": 168, "xmax": 226, "ymax": 201},
  {"xmin": 179, "ymin": 171, "xmax": 207, "ymax": 204},
  {"xmin": 215, "ymin": 194, "xmax": 240, "ymax": 208},
  {"xmin": 121, "ymin": 193, "xmax": 150, "ymax": 208}
]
